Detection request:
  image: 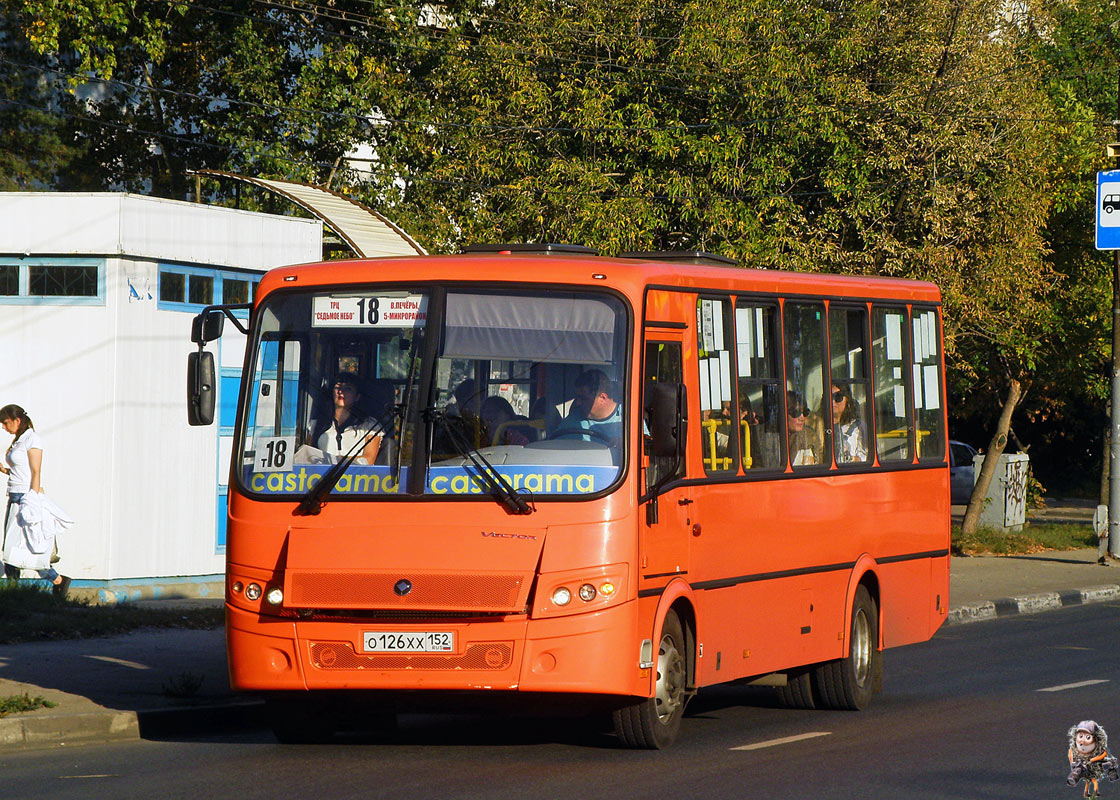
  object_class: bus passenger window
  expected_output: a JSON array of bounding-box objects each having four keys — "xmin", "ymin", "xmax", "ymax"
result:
[
  {"xmin": 644, "ymin": 340, "xmax": 684, "ymax": 489},
  {"xmin": 696, "ymin": 298, "xmax": 737, "ymax": 474},
  {"xmin": 735, "ymin": 301, "xmax": 782, "ymax": 470},
  {"xmin": 783, "ymin": 303, "xmax": 828, "ymax": 469},
  {"xmin": 912, "ymin": 308, "xmax": 946, "ymax": 461},
  {"xmin": 872, "ymin": 307, "xmax": 911, "ymax": 462},
  {"xmin": 829, "ymin": 305, "xmax": 871, "ymax": 466}
]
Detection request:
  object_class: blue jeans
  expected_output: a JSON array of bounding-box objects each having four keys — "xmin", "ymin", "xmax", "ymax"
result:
[{"xmin": 4, "ymin": 492, "xmax": 58, "ymax": 582}]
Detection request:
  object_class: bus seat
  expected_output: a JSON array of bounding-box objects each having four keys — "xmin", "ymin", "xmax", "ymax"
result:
[
  {"xmin": 492, "ymin": 418, "xmax": 544, "ymax": 446},
  {"xmin": 374, "ymin": 435, "xmax": 397, "ymax": 466}
]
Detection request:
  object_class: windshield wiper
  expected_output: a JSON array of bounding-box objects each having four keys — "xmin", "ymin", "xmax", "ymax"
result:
[
  {"xmin": 294, "ymin": 406, "xmax": 398, "ymax": 516},
  {"xmin": 425, "ymin": 407, "xmax": 533, "ymax": 515}
]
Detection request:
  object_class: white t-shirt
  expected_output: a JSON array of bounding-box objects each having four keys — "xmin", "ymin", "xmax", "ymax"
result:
[
  {"xmin": 6, "ymin": 429, "xmax": 44, "ymax": 494},
  {"xmin": 315, "ymin": 416, "xmax": 383, "ymax": 463}
]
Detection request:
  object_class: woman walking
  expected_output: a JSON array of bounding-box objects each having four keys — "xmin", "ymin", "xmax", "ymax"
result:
[{"xmin": 0, "ymin": 404, "xmax": 70, "ymax": 596}]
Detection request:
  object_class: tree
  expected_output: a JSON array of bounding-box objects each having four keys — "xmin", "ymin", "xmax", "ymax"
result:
[{"xmin": 3, "ymin": 0, "xmax": 1079, "ymax": 514}]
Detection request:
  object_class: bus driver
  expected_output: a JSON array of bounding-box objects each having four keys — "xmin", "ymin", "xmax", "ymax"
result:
[{"xmin": 562, "ymin": 369, "xmax": 623, "ymax": 448}]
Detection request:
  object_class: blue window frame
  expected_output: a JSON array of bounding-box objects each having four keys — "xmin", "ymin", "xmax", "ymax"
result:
[
  {"xmin": 157, "ymin": 264, "xmax": 260, "ymax": 312},
  {"xmin": 0, "ymin": 258, "xmax": 105, "ymax": 306}
]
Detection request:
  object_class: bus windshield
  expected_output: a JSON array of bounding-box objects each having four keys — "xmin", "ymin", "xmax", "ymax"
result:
[{"xmin": 237, "ymin": 286, "xmax": 629, "ymax": 501}]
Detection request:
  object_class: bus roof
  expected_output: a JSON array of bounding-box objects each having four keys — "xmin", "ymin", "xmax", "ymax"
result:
[{"xmin": 259, "ymin": 252, "xmax": 942, "ymax": 304}]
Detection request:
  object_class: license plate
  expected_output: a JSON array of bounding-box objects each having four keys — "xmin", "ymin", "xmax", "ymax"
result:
[{"xmin": 362, "ymin": 631, "xmax": 455, "ymax": 653}]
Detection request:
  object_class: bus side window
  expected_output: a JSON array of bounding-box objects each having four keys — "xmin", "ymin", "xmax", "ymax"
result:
[
  {"xmin": 696, "ymin": 297, "xmax": 737, "ymax": 475},
  {"xmin": 644, "ymin": 340, "xmax": 684, "ymax": 490},
  {"xmin": 784, "ymin": 302, "xmax": 828, "ymax": 469},
  {"xmin": 735, "ymin": 301, "xmax": 783, "ymax": 470},
  {"xmin": 829, "ymin": 305, "xmax": 872, "ymax": 467},
  {"xmin": 872, "ymin": 307, "xmax": 912, "ymax": 462},
  {"xmin": 912, "ymin": 307, "xmax": 946, "ymax": 461}
]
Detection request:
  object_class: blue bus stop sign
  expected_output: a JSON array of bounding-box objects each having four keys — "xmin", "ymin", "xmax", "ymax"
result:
[{"xmin": 1098, "ymin": 171, "xmax": 1120, "ymax": 250}]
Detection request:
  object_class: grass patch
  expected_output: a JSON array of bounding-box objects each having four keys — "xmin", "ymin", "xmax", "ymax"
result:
[
  {"xmin": 0, "ymin": 693, "xmax": 58, "ymax": 717},
  {"xmin": 0, "ymin": 582, "xmax": 224, "ymax": 644},
  {"xmin": 952, "ymin": 521, "xmax": 1098, "ymax": 556}
]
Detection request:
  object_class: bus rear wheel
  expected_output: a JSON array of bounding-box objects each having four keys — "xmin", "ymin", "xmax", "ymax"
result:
[
  {"xmin": 812, "ymin": 585, "xmax": 879, "ymax": 710},
  {"xmin": 612, "ymin": 610, "xmax": 687, "ymax": 749},
  {"xmin": 775, "ymin": 667, "xmax": 816, "ymax": 709}
]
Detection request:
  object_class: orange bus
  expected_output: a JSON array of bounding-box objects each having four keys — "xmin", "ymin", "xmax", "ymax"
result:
[{"xmin": 187, "ymin": 244, "xmax": 949, "ymax": 748}]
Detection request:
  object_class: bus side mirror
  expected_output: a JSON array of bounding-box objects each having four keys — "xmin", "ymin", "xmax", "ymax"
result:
[
  {"xmin": 191, "ymin": 310, "xmax": 225, "ymax": 344},
  {"xmin": 187, "ymin": 350, "xmax": 216, "ymax": 426},
  {"xmin": 645, "ymin": 381, "xmax": 685, "ymax": 458}
]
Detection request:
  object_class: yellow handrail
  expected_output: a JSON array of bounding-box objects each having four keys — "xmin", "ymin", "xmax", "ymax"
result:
[
  {"xmin": 741, "ymin": 420, "xmax": 752, "ymax": 469},
  {"xmin": 701, "ymin": 418, "xmax": 733, "ymax": 470}
]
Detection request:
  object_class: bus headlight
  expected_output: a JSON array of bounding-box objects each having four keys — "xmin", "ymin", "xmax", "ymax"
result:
[
  {"xmin": 534, "ymin": 565, "xmax": 628, "ymax": 618},
  {"xmin": 245, "ymin": 583, "xmax": 262, "ymax": 601},
  {"xmin": 265, "ymin": 587, "xmax": 284, "ymax": 605}
]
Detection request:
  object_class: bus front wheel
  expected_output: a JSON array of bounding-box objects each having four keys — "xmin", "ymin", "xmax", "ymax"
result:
[
  {"xmin": 612, "ymin": 610, "xmax": 687, "ymax": 749},
  {"xmin": 812, "ymin": 585, "xmax": 879, "ymax": 710}
]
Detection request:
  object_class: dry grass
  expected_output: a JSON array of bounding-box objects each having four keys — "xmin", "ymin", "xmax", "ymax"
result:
[
  {"xmin": 0, "ymin": 582, "xmax": 223, "ymax": 644},
  {"xmin": 951, "ymin": 522, "xmax": 1098, "ymax": 556}
]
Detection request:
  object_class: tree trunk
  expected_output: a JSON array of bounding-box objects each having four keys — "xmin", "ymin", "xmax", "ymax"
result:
[{"xmin": 961, "ymin": 378, "xmax": 1022, "ymax": 536}]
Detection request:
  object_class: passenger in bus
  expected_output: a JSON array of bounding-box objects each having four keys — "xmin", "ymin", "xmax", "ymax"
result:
[
  {"xmin": 441, "ymin": 378, "xmax": 488, "ymax": 449},
  {"xmin": 787, "ymin": 391, "xmax": 822, "ymax": 467},
  {"xmin": 741, "ymin": 395, "xmax": 781, "ymax": 469},
  {"xmin": 480, "ymin": 395, "xmax": 532, "ymax": 446},
  {"xmin": 310, "ymin": 372, "xmax": 385, "ymax": 464},
  {"xmin": 832, "ymin": 384, "xmax": 868, "ymax": 464},
  {"xmin": 562, "ymin": 369, "xmax": 622, "ymax": 448},
  {"xmin": 446, "ymin": 379, "xmax": 480, "ymax": 419}
]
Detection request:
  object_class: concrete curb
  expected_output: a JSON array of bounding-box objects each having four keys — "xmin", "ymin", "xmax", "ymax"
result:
[
  {"xmin": 0, "ymin": 701, "xmax": 266, "ymax": 751},
  {"xmin": 0, "ymin": 708, "xmax": 139, "ymax": 750},
  {"xmin": 946, "ymin": 584, "xmax": 1120, "ymax": 625}
]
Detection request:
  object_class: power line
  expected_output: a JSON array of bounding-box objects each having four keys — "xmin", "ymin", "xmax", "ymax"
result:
[
  {"xmin": 0, "ymin": 92, "xmax": 948, "ymax": 205},
  {"xmin": 1, "ymin": 54, "xmax": 1100, "ymax": 143},
  {"xmin": 145, "ymin": 0, "xmax": 1083, "ymax": 113}
]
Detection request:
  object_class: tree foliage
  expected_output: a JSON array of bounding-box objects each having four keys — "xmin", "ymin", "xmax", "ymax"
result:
[{"xmin": 1, "ymin": 0, "xmax": 1111, "ymax": 490}]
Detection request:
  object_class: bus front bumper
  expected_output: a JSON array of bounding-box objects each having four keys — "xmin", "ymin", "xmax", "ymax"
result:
[{"xmin": 226, "ymin": 601, "xmax": 643, "ymax": 697}]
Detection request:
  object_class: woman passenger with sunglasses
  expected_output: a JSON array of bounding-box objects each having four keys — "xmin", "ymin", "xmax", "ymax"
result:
[
  {"xmin": 786, "ymin": 391, "xmax": 822, "ymax": 467},
  {"xmin": 831, "ymin": 384, "xmax": 868, "ymax": 464}
]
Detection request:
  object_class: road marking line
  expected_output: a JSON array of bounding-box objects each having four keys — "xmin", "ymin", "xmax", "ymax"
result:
[
  {"xmin": 85, "ymin": 655, "xmax": 150, "ymax": 670},
  {"xmin": 1038, "ymin": 679, "xmax": 1110, "ymax": 693},
  {"xmin": 731, "ymin": 732, "xmax": 831, "ymax": 751}
]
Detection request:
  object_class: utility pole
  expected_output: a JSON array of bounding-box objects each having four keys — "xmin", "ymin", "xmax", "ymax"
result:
[{"xmin": 1110, "ymin": 65, "xmax": 1120, "ymax": 559}]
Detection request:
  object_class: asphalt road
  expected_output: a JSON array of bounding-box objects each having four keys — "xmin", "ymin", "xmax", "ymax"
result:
[{"xmin": 4, "ymin": 602, "xmax": 1119, "ymax": 800}]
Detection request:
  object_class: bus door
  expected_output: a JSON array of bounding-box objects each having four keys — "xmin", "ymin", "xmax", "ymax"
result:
[{"xmin": 639, "ymin": 334, "xmax": 691, "ymax": 590}]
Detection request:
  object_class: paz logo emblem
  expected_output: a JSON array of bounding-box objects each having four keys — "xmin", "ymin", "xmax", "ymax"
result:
[{"xmin": 393, "ymin": 578, "xmax": 413, "ymax": 597}]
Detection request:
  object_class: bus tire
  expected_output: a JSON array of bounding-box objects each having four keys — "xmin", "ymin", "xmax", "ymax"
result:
[
  {"xmin": 775, "ymin": 667, "xmax": 816, "ymax": 709},
  {"xmin": 266, "ymin": 695, "xmax": 337, "ymax": 744},
  {"xmin": 812, "ymin": 585, "xmax": 878, "ymax": 710},
  {"xmin": 612, "ymin": 610, "xmax": 687, "ymax": 749}
]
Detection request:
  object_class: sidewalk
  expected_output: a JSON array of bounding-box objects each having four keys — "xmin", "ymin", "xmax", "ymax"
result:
[
  {"xmin": 0, "ymin": 603, "xmax": 260, "ymax": 750},
  {"xmin": 0, "ymin": 501, "xmax": 1111, "ymax": 751}
]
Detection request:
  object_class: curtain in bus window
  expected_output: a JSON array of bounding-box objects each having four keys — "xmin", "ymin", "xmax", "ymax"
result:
[
  {"xmin": 911, "ymin": 307, "xmax": 946, "ymax": 460},
  {"xmin": 829, "ymin": 306, "xmax": 871, "ymax": 466},
  {"xmin": 872, "ymin": 307, "xmax": 911, "ymax": 462},
  {"xmin": 696, "ymin": 298, "xmax": 737, "ymax": 474},
  {"xmin": 644, "ymin": 340, "xmax": 684, "ymax": 489},
  {"xmin": 444, "ymin": 293, "xmax": 615, "ymax": 363},
  {"xmin": 735, "ymin": 301, "xmax": 783, "ymax": 470},
  {"xmin": 784, "ymin": 303, "xmax": 828, "ymax": 468}
]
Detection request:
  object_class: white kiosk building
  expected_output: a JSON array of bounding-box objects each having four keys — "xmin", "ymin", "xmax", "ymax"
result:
[{"xmin": 0, "ymin": 192, "xmax": 329, "ymax": 602}]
